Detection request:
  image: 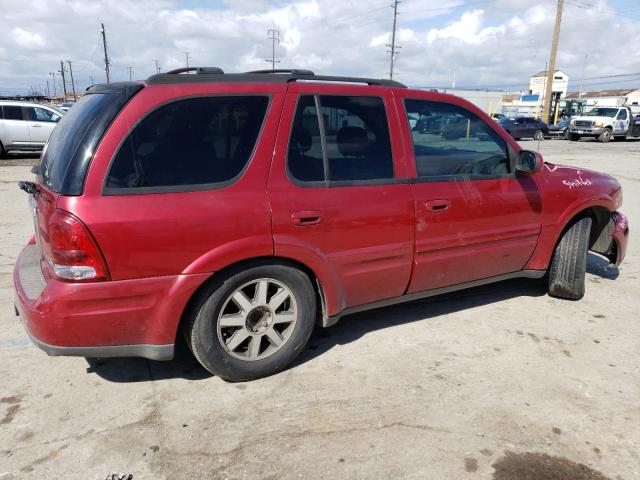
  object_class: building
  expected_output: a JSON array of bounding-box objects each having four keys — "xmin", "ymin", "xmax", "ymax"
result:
[
  {"xmin": 529, "ymin": 70, "xmax": 569, "ymax": 98},
  {"xmin": 564, "ymin": 88, "xmax": 640, "ymax": 108}
]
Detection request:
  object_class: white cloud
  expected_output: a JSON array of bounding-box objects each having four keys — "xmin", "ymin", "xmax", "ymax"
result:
[
  {"xmin": 0, "ymin": 0, "xmax": 639, "ymax": 96},
  {"xmin": 12, "ymin": 27, "xmax": 45, "ymax": 49}
]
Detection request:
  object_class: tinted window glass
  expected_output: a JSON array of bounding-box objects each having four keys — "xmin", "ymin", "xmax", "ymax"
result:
[
  {"xmin": 287, "ymin": 95, "xmax": 393, "ymax": 183},
  {"xmin": 107, "ymin": 96, "xmax": 269, "ymax": 190},
  {"xmin": 288, "ymin": 95, "xmax": 324, "ymax": 182},
  {"xmin": 41, "ymin": 84, "xmax": 143, "ymax": 195},
  {"xmin": 321, "ymin": 96, "xmax": 393, "ymax": 181},
  {"xmin": 3, "ymin": 106, "xmax": 23, "ymax": 120},
  {"xmin": 404, "ymin": 99, "xmax": 510, "ymax": 178},
  {"xmin": 617, "ymin": 109, "xmax": 627, "ymax": 120}
]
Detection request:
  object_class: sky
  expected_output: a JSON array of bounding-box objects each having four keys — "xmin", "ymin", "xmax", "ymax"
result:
[{"xmin": 1, "ymin": 0, "xmax": 639, "ymax": 96}]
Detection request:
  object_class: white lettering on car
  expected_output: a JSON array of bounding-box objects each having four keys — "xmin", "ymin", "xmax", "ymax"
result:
[{"xmin": 562, "ymin": 171, "xmax": 592, "ymax": 189}]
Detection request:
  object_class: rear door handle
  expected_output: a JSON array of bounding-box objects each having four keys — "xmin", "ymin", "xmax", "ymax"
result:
[
  {"xmin": 291, "ymin": 211, "xmax": 323, "ymax": 226},
  {"xmin": 425, "ymin": 199, "xmax": 451, "ymax": 212}
]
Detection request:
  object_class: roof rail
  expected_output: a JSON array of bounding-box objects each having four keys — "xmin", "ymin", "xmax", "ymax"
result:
[
  {"xmin": 165, "ymin": 67, "xmax": 224, "ymax": 75},
  {"xmin": 146, "ymin": 68, "xmax": 406, "ymax": 88},
  {"xmin": 246, "ymin": 69, "xmax": 315, "ymax": 75}
]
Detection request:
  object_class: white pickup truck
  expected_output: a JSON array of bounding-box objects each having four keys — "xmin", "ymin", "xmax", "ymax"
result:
[{"xmin": 567, "ymin": 105, "xmax": 640, "ymax": 142}]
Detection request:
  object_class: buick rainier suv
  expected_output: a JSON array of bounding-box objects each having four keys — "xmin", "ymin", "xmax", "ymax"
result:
[{"xmin": 14, "ymin": 68, "xmax": 628, "ymax": 381}]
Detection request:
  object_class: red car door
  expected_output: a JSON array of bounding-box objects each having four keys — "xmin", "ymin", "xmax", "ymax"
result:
[
  {"xmin": 397, "ymin": 93, "xmax": 542, "ymax": 293},
  {"xmin": 268, "ymin": 83, "xmax": 414, "ymax": 315}
]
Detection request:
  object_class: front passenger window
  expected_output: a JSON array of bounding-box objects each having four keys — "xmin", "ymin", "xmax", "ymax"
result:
[{"xmin": 404, "ymin": 99, "xmax": 510, "ymax": 178}]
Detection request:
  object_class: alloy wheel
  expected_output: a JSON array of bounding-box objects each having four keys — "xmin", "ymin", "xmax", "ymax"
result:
[{"xmin": 216, "ymin": 278, "xmax": 298, "ymax": 361}]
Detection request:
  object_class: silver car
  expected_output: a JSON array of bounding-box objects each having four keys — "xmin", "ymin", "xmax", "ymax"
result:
[{"xmin": 0, "ymin": 101, "xmax": 63, "ymax": 157}]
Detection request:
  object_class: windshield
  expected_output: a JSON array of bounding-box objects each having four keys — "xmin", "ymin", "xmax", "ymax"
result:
[{"xmin": 584, "ymin": 108, "xmax": 618, "ymax": 117}]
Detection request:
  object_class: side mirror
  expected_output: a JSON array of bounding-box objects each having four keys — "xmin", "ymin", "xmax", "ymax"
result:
[{"xmin": 516, "ymin": 150, "xmax": 542, "ymax": 174}]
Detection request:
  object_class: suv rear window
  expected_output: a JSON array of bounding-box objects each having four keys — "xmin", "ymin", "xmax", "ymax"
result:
[
  {"xmin": 40, "ymin": 83, "xmax": 143, "ymax": 195},
  {"xmin": 105, "ymin": 96, "xmax": 269, "ymax": 193}
]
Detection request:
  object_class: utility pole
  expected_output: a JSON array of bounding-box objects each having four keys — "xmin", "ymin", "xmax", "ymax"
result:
[
  {"xmin": 59, "ymin": 61, "xmax": 68, "ymax": 102},
  {"xmin": 155, "ymin": 59, "xmax": 161, "ymax": 74},
  {"xmin": 451, "ymin": 69, "xmax": 456, "ymax": 89},
  {"xmin": 184, "ymin": 52, "xmax": 190, "ymax": 68},
  {"xmin": 101, "ymin": 23, "xmax": 110, "ymax": 83},
  {"xmin": 127, "ymin": 66, "xmax": 133, "ymax": 81},
  {"xmin": 266, "ymin": 29, "xmax": 280, "ymax": 71},
  {"xmin": 541, "ymin": 0, "xmax": 564, "ymax": 124},
  {"xmin": 46, "ymin": 80, "xmax": 50, "ymax": 99},
  {"xmin": 90, "ymin": 75, "xmax": 95, "ymax": 86},
  {"xmin": 578, "ymin": 54, "xmax": 587, "ymax": 99},
  {"xmin": 387, "ymin": 0, "xmax": 401, "ymax": 80},
  {"xmin": 67, "ymin": 61, "xmax": 76, "ymax": 100},
  {"xmin": 49, "ymin": 72, "xmax": 57, "ymax": 99}
]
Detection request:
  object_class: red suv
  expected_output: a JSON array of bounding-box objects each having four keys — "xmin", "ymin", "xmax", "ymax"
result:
[{"xmin": 14, "ymin": 68, "xmax": 628, "ymax": 381}]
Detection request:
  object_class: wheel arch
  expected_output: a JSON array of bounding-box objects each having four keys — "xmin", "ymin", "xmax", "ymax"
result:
[
  {"xmin": 176, "ymin": 255, "xmax": 334, "ymax": 344},
  {"xmin": 526, "ymin": 200, "xmax": 615, "ymax": 270}
]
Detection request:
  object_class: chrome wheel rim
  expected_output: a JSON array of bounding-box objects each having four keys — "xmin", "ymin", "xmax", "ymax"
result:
[
  {"xmin": 216, "ymin": 278, "xmax": 298, "ymax": 361},
  {"xmin": 535, "ymin": 130, "xmax": 543, "ymax": 140}
]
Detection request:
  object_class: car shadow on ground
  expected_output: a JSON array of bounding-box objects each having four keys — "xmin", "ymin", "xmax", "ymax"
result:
[{"xmin": 86, "ymin": 276, "xmax": 548, "ymax": 383}]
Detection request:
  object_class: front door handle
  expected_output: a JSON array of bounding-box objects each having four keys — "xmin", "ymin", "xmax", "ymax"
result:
[
  {"xmin": 425, "ymin": 199, "xmax": 451, "ymax": 212},
  {"xmin": 31, "ymin": 123, "xmax": 42, "ymax": 128},
  {"xmin": 291, "ymin": 211, "xmax": 323, "ymax": 226}
]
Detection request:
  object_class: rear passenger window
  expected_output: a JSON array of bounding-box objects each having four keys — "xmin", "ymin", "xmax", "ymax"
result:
[
  {"xmin": 3, "ymin": 106, "xmax": 23, "ymax": 120},
  {"xmin": 288, "ymin": 95, "xmax": 393, "ymax": 183},
  {"xmin": 404, "ymin": 99, "xmax": 509, "ymax": 178},
  {"xmin": 106, "ymin": 96, "xmax": 269, "ymax": 191}
]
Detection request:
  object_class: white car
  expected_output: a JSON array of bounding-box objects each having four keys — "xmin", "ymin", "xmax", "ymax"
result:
[{"xmin": 0, "ymin": 101, "xmax": 64, "ymax": 157}]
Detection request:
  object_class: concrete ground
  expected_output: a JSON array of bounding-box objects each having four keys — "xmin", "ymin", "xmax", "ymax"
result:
[{"xmin": 0, "ymin": 140, "xmax": 638, "ymax": 480}]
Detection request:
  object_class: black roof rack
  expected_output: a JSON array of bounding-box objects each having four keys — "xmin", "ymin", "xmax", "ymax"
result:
[
  {"xmin": 146, "ymin": 68, "xmax": 406, "ymax": 88},
  {"xmin": 165, "ymin": 67, "xmax": 224, "ymax": 75}
]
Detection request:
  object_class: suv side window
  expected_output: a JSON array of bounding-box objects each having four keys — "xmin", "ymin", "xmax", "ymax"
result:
[
  {"xmin": 617, "ymin": 109, "xmax": 628, "ymax": 120},
  {"xmin": 404, "ymin": 99, "xmax": 510, "ymax": 178},
  {"xmin": 3, "ymin": 106, "xmax": 24, "ymax": 121},
  {"xmin": 106, "ymin": 96, "xmax": 269, "ymax": 192},
  {"xmin": 288, "ymin": 95, "xmax": 394, "ymax": 183},
  {"xmin": 29, "ymin": 107, "xmax": 61, "ymax": 122}
]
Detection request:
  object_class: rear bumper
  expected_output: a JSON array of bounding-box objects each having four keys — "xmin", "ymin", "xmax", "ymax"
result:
[{"xmin": 13, "ymin": 244, "xmax": 209, "ymax": 360}]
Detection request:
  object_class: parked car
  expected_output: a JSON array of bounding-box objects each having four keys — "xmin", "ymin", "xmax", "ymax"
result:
[
  {"xmin": 498, "ymin": 116, "xmax": 549, "ymax": 140},
  {"xmin": 491, "ymin": 113, "xmax": 506, "ymax": 122},
  {"xmin": 14, "ymin": 68, "xmax": 628, "ymax": 382},
  {"xmin": 0, "ymin": 101, "xmax": 63, "ymax": 157},
  {"xmin": 57, "ymin": 102, "xmax": 75, "ymax": 112},
  {"xmin": 548, "ymin": 117, "xmax": 571, "ymax": 139}
]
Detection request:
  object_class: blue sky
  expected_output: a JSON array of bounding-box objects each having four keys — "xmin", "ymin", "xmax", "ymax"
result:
[{"xmin": 1, "ymin": 0, "xmax": 639, "ymax": 95}]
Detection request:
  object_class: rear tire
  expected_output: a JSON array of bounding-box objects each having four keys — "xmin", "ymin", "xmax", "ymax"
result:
[
  {"xmin": 186, "ymin": 261, "xmax": 316, "ymax": 382},
  {"xmin": 548, "ymin": 216, "xmax": 592, "ymax": 300},
  {"xmin": 534, "ymin": 129, "xmax": 544, "ymax": 140},
  {"xmin": 0, "ymin": 141, "xmax": 6, "ymax": 159},
  {"xmin": 598, "ymin": 128, "xmax": 612, "ymax": 143},
  {"xmin": 563, "ymin": 129, "xmax": 570, "ymax": 140}
]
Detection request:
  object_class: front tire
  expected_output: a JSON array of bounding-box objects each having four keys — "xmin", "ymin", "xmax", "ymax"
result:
[
  {"xmin": 186, "ymin": 262, "xmax": 316, "ymax": 381},
  {"xmin": 598, "ymin": 128, "xmax": 612, "ymax": 143},
  {"xmin": 568, "ymin": 132, "xmax": 580, "ymax": 141},
  {"xmin": 548, "ymin": 216, "xmax": 592, "ymax": 300}
]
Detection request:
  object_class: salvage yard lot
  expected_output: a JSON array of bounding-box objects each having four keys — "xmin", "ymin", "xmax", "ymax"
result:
[{"xmin": 1, "ymin": 140, "xmax": 638, "ymax": 479}]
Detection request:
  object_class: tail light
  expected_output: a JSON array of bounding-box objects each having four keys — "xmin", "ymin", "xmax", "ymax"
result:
[{"xmin": 43, "ymin": 209, "xmax": 110, "ymax": 281}]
